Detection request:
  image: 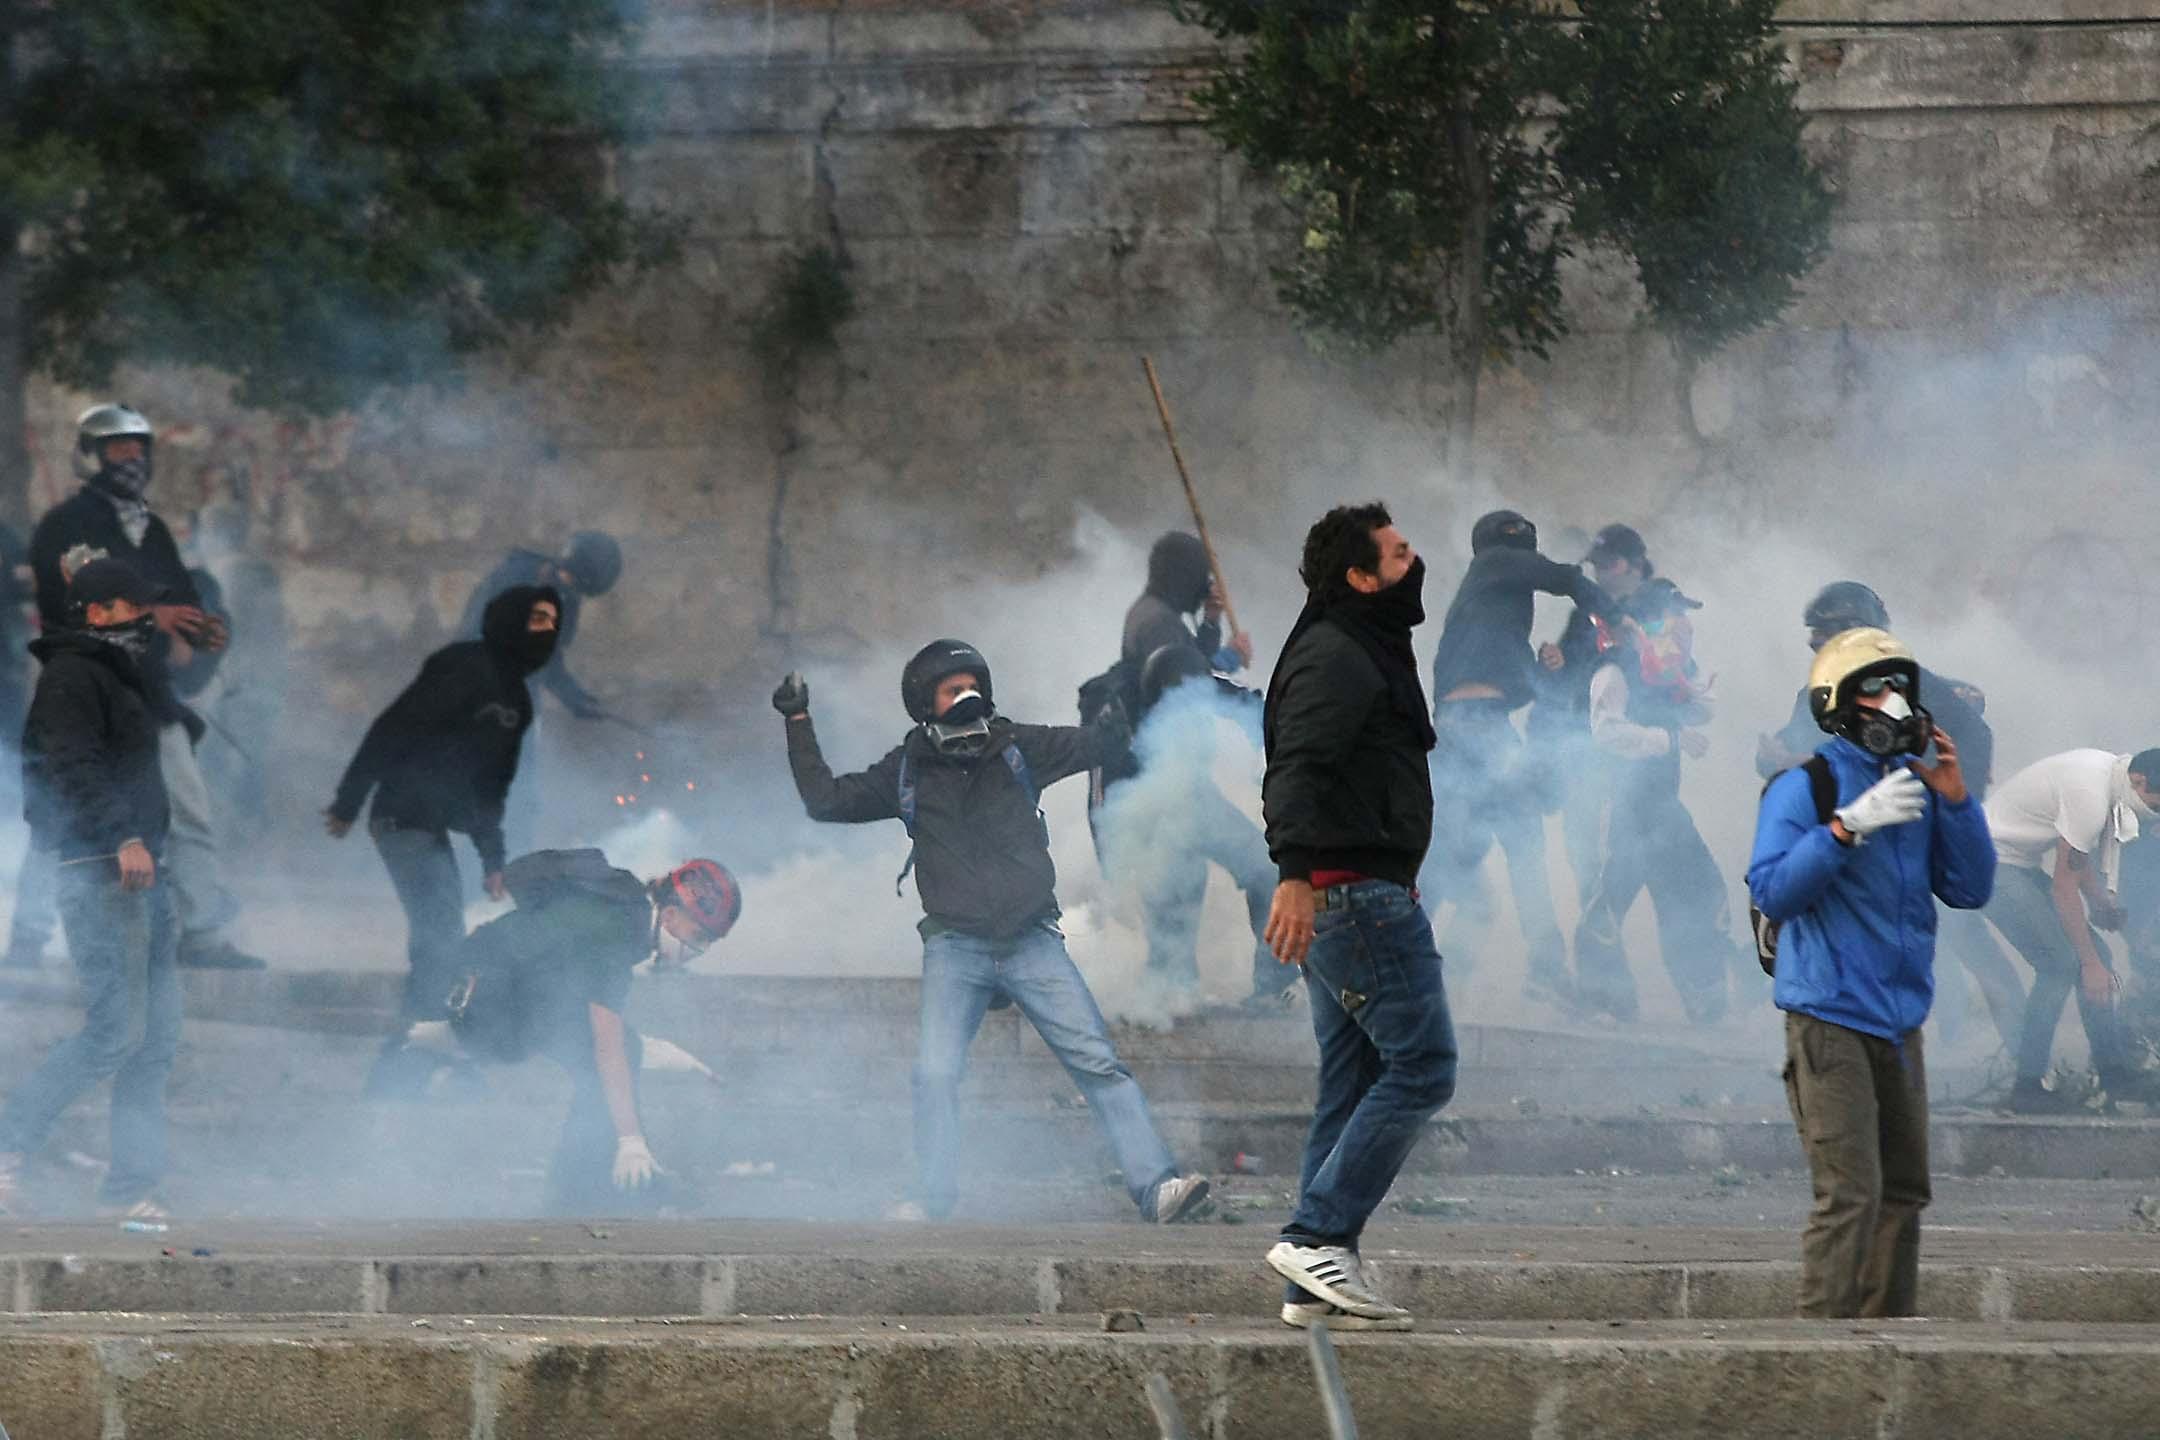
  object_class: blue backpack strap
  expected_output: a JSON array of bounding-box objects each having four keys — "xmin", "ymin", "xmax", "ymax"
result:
[{"xmin": 893, "ymin": 741, "xmax": 1037, "ymax": 897}]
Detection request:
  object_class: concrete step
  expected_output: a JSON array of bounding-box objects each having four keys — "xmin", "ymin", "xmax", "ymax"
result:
[{"xmin": 8, "ymin": 1312, "xmax": 2160, "ymax": 1440}]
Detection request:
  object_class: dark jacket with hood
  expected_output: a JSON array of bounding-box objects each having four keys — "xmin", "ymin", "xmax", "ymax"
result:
[
  {"xmin": 460, "ymin": 549, "xmax": 596, "ymax": 716},
  {"xmin": 29, "ymin": 485, "xmax": 201, "ymax": 634},
  {"xmin": 1121, "ymin": 533, "xmax": 1222, "ymax": 669},
  {"xmin": 1263, "ymin": 568, "xmax": 1437, "ymax": 889},
  {"xmin": 331, "ymin": 585, "xmax": 560, "ymax": 873},
  {"xmin": 787, "ymin": 714, "xmax": 1120, "ymax": 939},
  {"xmin": 21, "ymin": 627, "xmax": 177, "ymax": 862},
  {"xmin": 1430, "ymin": 544, "xmax": 1609, "ymax": 711}
]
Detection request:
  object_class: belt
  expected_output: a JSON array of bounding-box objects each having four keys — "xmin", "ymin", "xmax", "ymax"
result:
[{"xmin": 1313, "ymin": 881, "xmax": 1417, "ymax": 913}]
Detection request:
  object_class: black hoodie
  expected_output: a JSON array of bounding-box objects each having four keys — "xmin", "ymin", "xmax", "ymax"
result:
[
  {"xmin": 1121, "ymin": 532, "xmax": 1222, "ymax": 668},
  {"xmin": 21, "ymin": 628, "xmax": 174, "ymax": 862},
  {"xmin": 330, "ymin": 585, "xmax": 560, "ymax": 873}
]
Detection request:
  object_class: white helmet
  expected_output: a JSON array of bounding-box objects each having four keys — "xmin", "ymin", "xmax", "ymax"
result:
[{"xmin": 72, "ymin": 403, "xmax": 154, "ymax": 483}]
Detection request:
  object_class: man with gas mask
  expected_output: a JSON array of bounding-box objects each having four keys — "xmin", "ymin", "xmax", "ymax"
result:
[
  {"xmin": 1571, "ymin": 579, "xmax": 1744, "ymax": 1026},
  {"xmin": 775, "ymin": 642, "xmax": 1212, "ymax": 1225},
  {"xmin": 26, "ymin": 404, "xmax": 260, "ymax": 971},
  {"xmin": 325, "ymin": 586, "xmax": 563, "ymax": 1097},
  {"xmin": 1980, "ymin": 747, "xmax": 2160, "ymax": 1112},
  {"xmin": 0, "ymin": 559, "xmax": 194, "ymax": 1220},
  {"xmin": 1423, "ymin": 509, "xmax": 1610, "ymax": 1007},
  {"xmin": 1756, "ymin": 582, "xmax": 2021, "ymax": 1057},
  {"xmin": 1747, "ymin": 627, "xmax": 1994, "ymax": 1319},
  {"xmin": 1261, "ymin": 503, "xmax": 1455, "ymax": 1332},
  {"xmin": 402, "ymin": 850, "xmax": 739, "ymax": 1213},
  {"xmin": 1095, "ymin": 643, "xmax": 1278, "ymax": 1005},
  {"xmin": 458, "ymin": 531, "xmax": 624, "ymax": 848}
]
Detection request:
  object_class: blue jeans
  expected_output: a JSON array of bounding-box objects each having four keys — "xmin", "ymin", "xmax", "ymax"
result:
[
  {"xmin": 915, "ymin": 920, "xmax": 1177, "ymax": 1217},
  {"xmin": 1284, "ymin": 881, "xmax": 1456, "ymax": 1269},
  {"xmin": 0, "ymin": 865, "xmax": 181, "ymax": 1203}
]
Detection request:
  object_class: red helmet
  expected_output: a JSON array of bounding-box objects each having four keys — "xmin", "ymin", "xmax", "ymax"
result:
[{"xmin": 663, "ymin": 859, "xmax": 741, "ymax": 939}]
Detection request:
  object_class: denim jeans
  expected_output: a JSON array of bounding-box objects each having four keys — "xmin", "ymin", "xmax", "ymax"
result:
[
  {"xmin": 1986, "ymin": 863, "xmax": 2136, "ymax": 1086},
  {"xmin": 1422, "ymin": 700, "xmax": 1565, "ymax": 983},
  {"xmin": 0, "ymin": 864, "xmax": 181, "ymax": 1203},
  {"xmin": 1283, "ymin": 881, "xmax": 1457, "ymax": 1268},
  {"xmin": 915, "ymin": 920, "xmax": 1177, "ymax": 1217},
  {"xmin": 159, "ymin": 723, "xmax": 238, "ymax": 943},
  {"xmin": 373, "ymin": 822, "xmax": 468, "ymax": 1025},
  {"xmin": 1128, "ymin": 785, "xmax": 1278, "ymax": 998}
]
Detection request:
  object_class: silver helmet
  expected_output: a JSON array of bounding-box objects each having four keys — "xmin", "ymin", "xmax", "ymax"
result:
[{"xmin": 72, "ymin": 403, "xmax": 154, "ymax": 484}]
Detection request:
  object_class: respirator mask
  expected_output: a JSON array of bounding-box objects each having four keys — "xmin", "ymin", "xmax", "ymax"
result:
[
  {"xmin": 1840, "ymin": 678, "xmax": 1932, "ymax": 759},
  {"xmin": 927, "ymin": 690, "xmax": 993, "ymax": 757}
]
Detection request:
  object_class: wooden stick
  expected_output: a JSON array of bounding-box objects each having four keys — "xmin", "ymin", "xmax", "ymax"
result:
[{"xmin": 1142, "ymin": 356, "xmax": 1242, "ymax": 641}]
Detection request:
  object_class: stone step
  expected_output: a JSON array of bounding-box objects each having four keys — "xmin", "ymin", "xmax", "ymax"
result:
[
  {"xmin": 7, "ymin": 1313, "xmax": 2160, "ymax": 1440},
  {"xmin": 8, "ymin": 1246, "xmax": 2158, "ymax": 1326}
]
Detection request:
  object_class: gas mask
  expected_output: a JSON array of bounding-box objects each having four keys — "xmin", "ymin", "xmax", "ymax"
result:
[
  {"xmin": 926, "ymin": 690, "xmax": 993, "ymax": 756},
  {"xmin": 1841, "ymin": 689, "xmax": 1933, "ymax": 759},
  {"xmin": 93, "ymin": 613, "xmax": 158, "ymax": 661}
]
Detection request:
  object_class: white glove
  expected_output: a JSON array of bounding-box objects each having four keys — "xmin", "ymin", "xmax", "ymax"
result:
[
  {"xmin": 613, "ymin": 1135, "xmax": 659, "ymax": 1189},
  {"xmin": 1834, "ymin": 768, "xmax": 1926, "ymax": 840}
]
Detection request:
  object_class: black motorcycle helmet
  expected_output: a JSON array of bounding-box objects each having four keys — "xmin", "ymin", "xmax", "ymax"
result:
[
  {"xmin": 901, "ymin": 639, "xmax": 993, "ymax": 723},
  {"xmin": 561, "ymin": 531, "xmax": 624, "ymax": 597},
  {"xmin": 1803, "ymin": 581, "xmax": 1889, "ymax": 642},
  {"xmin": 1471, "ymin": 509, "xmax": 1538, "ymax": 555}
]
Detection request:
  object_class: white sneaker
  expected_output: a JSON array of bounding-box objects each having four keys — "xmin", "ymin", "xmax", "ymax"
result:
[
  {"xmin": 1266, "ymin": 1242, "xmax": 1409, "ymax": 1321},
  {"xmin": 1150, "ymin": 1173, "xmax": 1213, "ymax": 1224},
  {"xmin": 1281, "ymin": 1300, "xmax": 1413, "ymax": 1332}
]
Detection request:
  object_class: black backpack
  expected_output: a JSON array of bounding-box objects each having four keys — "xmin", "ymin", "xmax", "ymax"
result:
[{"xmin": 1750, "ymin": 757, "xmax": 1839, "ymax": 977}]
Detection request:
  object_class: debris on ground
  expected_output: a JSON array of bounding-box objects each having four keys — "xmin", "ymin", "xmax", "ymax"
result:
[
  {"xmin": 1396, "ymin": 1195, "xmax": 1472, "ymax": 1217},
  {"xmin": 1232, "ymin": 1151, "xmax": 1265, "ymax": 1175},
  {"xmin": 1102, "ymin": 1309, "xmax": 1145, "ymax": 1333},
  {"xmin": 1712, "ymin": 1165, "xmax": 1747, "ymax": 1190},
  {"xmin": 2133, "ymin": 1195, "xmax": 2160, "ymax": 1232}
]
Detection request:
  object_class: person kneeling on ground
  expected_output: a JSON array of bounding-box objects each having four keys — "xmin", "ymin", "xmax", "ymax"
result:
[
  {"xmin": 406, "ymin": 848, "xmax": 740, "ymax": 1214},
  {"xmin": 775, "ymin": 642, "xmax": 1211, "ymax": 1225},
  {"xmin": 1748, "ymin": 628, "xmax": 1994, "ymax": 1319}
]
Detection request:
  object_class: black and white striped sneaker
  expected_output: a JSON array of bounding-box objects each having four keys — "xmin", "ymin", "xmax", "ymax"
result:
[
  {"xmin": 1149, "ymin": 1173, "xmax": 1213, "ymax": 1224},
  {"xmin": 1281, "ymin": 1300, "xmax": 1413, "ymax": 1332},
  {"xmin": 1265, "ymin": 1241, "xmax": 1409, "ymax": 1322}
]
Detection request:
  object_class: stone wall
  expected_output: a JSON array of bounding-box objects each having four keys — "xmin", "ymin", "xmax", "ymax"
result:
[{"xmin": 33, "ymin": 1, "xmax": 2160, "ymax": 752}]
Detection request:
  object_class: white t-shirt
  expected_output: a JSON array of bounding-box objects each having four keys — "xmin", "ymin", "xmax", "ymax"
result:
[{"xmin": 1984, "ymin": 748, "xmax": 2120, "ymax": 873}]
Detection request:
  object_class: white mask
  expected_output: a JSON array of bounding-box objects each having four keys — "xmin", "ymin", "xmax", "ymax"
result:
[{"xmin": 1879, "ymin": 691, "xmax": 1913, "ymax": 722}]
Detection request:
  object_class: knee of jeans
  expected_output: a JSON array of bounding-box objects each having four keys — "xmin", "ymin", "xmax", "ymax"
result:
[
  {"xmin": 1400, "ymin": 1055, "xmax": 1457, "ymax": 1113},
  {"xmin": 1058, "ymin": 1041, "xmax": 1132, "ymax": 1085}
]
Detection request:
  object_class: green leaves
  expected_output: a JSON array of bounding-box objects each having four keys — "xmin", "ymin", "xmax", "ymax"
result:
[
  {"xmin": 1184, "ymin": 0, "xmax": 1830, "ymax": 378},
  {"xmin": 0, "ymin": 0, "xmax": 673, "ymax": 414}
]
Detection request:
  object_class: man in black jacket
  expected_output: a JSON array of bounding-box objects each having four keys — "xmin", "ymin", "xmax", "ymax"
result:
[
  {"xmin": 1260, "ymin": 502, "xmax": 1456, "ymax": 1331},
  {"xmin": 1122, "ymin": 531, "xmax": 1253, "ymax": 678},
  {"xmin": 776, "ymin": 640, "xmax": 1211, "ymax": 1225},
  {"xmin": 0, "ymin": 559, "xmax": 186, "ymax": 1219},
  {"xmin": 325, "ymin": 584, "xmax": 562, "ymax": 1082},
  {"xmin": 26, "ymin": 404, "xmax": 256, "ymax": 970},
  {"xmin": 1423, "ymin": 510, "xmax": 1610, "ymax": 1006}
]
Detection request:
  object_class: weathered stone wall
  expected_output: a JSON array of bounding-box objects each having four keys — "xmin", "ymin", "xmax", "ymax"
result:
[{"xmin": 33, "ymin": 1, "xmax": 2160, "ymax": 749}]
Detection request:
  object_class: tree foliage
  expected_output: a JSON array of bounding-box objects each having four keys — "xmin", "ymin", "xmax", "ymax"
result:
[
  {"xmin": 1179, "ymin": 0, "xmax": 1833, "ymax": 399},
  {"xmin": 0, "ymin": 0, "xmax": 674, "ymax": 414}
]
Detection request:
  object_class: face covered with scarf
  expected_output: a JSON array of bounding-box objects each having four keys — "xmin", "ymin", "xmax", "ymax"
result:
[{"xmin": 90, "ymin": 436, "xmax": 153, "ymax": 500}]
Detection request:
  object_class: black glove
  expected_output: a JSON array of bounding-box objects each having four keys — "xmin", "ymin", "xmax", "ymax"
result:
[{"xmin": 772, "ymin": 672, "xmax": 810, "ymax": 718}]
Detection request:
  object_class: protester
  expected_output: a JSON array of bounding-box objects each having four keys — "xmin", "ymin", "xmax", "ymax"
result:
[
  {"xmin": 1981, "ymin": 747, "xmax": 2160, "ymax": 1111},
  {"xmin": 778, "ymin": 641, "xmax": 1212, "ymax": 1225},
  {"xmin": 325, "ymin": 586, "xmax": 562, "ymax": 1095},
  {"xmin": 27, "ymin": 404, "xmax": 261, "ymax": 970},
  {"xmin": 1261, "ymin": 502, "xmax": 1454, "ymax": 1331},
  {"xmin": 1571, "ymin": 579, "xmax": 1744, "ymax": 1025},
  {"xmin": 405, "ymin": 849, "xmax": 739, "ymax": 1213},
  {"xmin": 1747, "ymin": 627, "xmax": 1994, "ymax": 1318},
  {"xmin": 0, "ymin": 559, "xmax": 190, "ymax": 1219},
  {"xmin": 1423, "ymin": 509, "xmax": 1610, "ymax": 1006}
]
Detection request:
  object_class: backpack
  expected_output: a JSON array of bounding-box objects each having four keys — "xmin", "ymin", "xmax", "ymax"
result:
[
  {"xmin": 893, "ymin": 742, "xmax": 1039, "ymax": 896},
  {"xmin": 1077, "ymin": 658, "xmax": 1144, "ymax": 798},
  {"xmin": 1749, "ymin": 756, "xmax": 1839, "ymax": 977}
]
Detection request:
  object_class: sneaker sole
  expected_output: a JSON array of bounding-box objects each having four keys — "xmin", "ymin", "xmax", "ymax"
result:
[
  {"xmin": 1264, "ymin": 1243, "xmax": 1406, "ymax": 1321},
  {"xmin": 1156, "ymin": 1177, "xmax": 1213, "ymax": 1224},
  {"xmin": 1281, "ymin": 1302, "xmax": 1413, "ymax": 1332}
]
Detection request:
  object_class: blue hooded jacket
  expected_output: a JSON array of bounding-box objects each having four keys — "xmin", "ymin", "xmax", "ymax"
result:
[{"xmin": 1747, "ymin": 737, "xmax": 1996, "ymax": 1042}]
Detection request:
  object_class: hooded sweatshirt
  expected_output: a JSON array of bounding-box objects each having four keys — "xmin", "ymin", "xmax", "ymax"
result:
[
  {"xmin": 459, "ymin": 548, "xmax": 598, "ymax": 716},
  {"xmin": 1121, "ymin": 532, "xmax": 1224, "ymax": 670},
  {"xmin": 330, "ymin": 585, "xmax": 560, "ymax": 873},
  {"xmin": 20, "ymin": 628, "xmax": 176, "ymax": 862}
]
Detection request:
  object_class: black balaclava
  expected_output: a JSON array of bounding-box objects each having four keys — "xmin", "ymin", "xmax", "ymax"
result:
[
  {"xmin": 1146, "ymin": 532, "xmax": 1213, "ymax": 613},
  {"xmin": 481, "ymin": 584, "xmax": 564, "ymax": 676}
]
